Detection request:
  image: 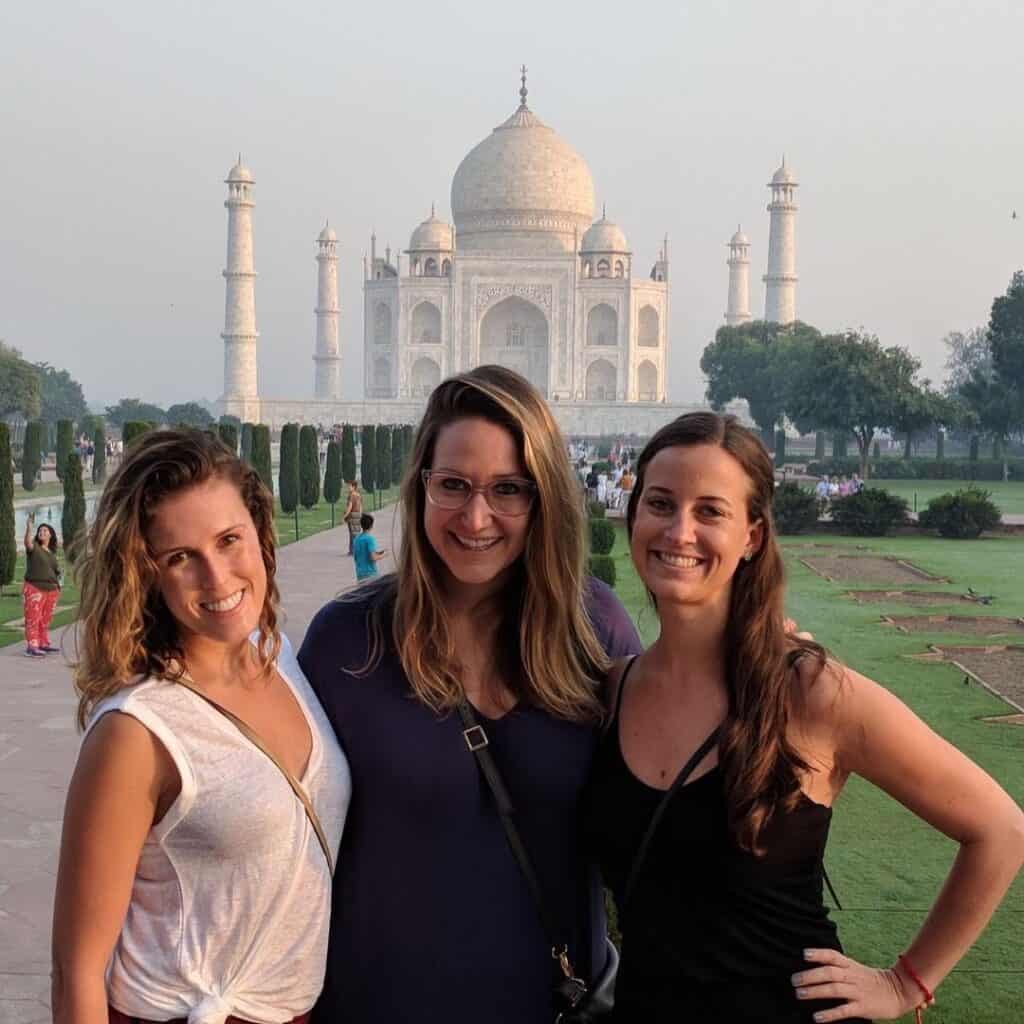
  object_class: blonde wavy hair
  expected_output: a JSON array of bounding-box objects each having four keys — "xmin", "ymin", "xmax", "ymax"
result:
[
  {"xmin": 360, "ymin": 365, "xmax": 608, "ymax": 723},
  {"xmin": 73, "ymin": 429, "xmax": 280, "ymax": 729}
]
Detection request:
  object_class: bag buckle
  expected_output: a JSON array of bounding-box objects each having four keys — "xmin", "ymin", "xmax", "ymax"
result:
[{"xmin": 463, "ymin": 725, "xmax": 489, "ymax": 752}]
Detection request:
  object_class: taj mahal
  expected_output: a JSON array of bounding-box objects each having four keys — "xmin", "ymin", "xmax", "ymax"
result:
[{"xmin": 218, "ymin": 70, "xmax": 799, "ymax": 433}]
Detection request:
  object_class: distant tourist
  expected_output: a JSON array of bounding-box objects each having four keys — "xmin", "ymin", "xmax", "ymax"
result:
[
  {"xmin": 586, "ymin": 466, "xmax": 599, "ymax": 500},
  {"xmin": 814, "ymin": 476, "xmax": 830, "ymax": 502},
  {"xmin": 584, "ymin": 412, "xmax": 1024, "ymax": 1023},
  {"xmin": 298, "ymin": 366, "xmax": 641, "ymax": 1023},
  {"xmin": 838, "ymin": 474, "xmax": 852, "ymax": 497},
  {"xmin": 852, "ymin": 472, "xmax": 864, "ymax": 493},
  {"xmin": 22, "ymin": 513, "xmax": 61, "ymax": 658},
  {"xmin": 352, "ymin": 512, "xmax": 387, "ymax": 581},
  {"xmin": 343, "ymin": 479, "xmax": 363, "ymax": 555},
  {"xmin": 827, "ymin": 475, "xmax": 840, "ymax": 498},
  {"xmin": 52, "ymin": 429, "xmax": 350, "ymax": 1024}
]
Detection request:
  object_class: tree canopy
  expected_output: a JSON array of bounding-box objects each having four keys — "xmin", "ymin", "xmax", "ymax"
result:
[
  {"xmin": 105, "ymin": 397, "xmax": 167, "ymax": 426},
  {"xmin": 0, "ymin": 342, "xmax": 41, "ymax": 419},
  {"xmin": 699, "ymin": 320, "xmax": 821, "ymax": 438},
  {"xmin": 34, "ymin": 361, "xmax": 88, "ymax": 423},
  {"xmin": 787, "ymin": 331, "xmax": 926, "ymax": 477},
  {"xmin": 166, "ymin": 402, "xmax": 214, "ymax": 428}
]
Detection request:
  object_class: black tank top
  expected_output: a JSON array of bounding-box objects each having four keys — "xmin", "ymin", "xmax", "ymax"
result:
[{"xmin": 583, "ymin": 658, "xmax": 868, "ymax": 1023}]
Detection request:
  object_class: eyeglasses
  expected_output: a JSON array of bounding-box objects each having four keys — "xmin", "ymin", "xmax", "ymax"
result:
[{"xmin": 421, "ymin": 470, "xmax": 536, "ymax": 517}]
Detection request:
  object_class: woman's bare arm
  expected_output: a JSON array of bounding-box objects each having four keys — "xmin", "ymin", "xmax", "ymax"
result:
[
  {"xmin": 793, "ymin": 664, "xmax": 1024, "ymax": 1021},
  {"xmin": 52, "ymin": 713, "xmax": 178, "ymax": 1024}
]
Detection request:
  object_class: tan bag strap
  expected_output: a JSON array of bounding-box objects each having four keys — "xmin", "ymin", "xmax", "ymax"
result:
[{"xmin": 177, "ymin": 674, "xmax": 334, "ymax": 874}]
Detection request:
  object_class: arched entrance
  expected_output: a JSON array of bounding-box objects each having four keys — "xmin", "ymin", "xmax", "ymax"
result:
[
  {"xmin": 410, "ymin": 356, "xmax": 441, "ymax": 398},
  {"xmin": 478, "ymin": 296, "xmax": 549, "ymax": 397},
  {"xmin": 585, "ymin": 358, "xmax": 616, "ymax": 400}
]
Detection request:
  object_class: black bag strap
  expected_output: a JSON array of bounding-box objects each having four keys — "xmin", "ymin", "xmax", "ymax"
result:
[
  {"xmin": 621, "ymin": 725, "xmax": 721, "ymax": 912},
  {"xmin": 456, "ymin": 698, "xmax": 578, "ymax": 979}
]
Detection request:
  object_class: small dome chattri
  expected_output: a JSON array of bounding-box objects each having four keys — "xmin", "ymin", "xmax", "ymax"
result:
[
  {"xmin": 729, "ymin": 226, "xmax": 750, "ymax": 246},
  {"xmin": 771, "ymin": 159, "xmax": 797, "ymax": 186},
  {"xmin": 318, "ymin": 223, "xmax": 337, "ymax": 242},
  {"xmin": 581, "ymin": 213, "xmax": 628, "ymax": 253},
  {"xmin": 226, "ymin": 155, "xmax": 254, "ymax": 183},
  {"xmin": 409, "ymin": 210, "xmax": 453, "ymax": 252}
]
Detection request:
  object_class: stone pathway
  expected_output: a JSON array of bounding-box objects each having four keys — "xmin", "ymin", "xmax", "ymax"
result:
[{"xmin": 0, "ymin": 505, "xmax": 399, "ymax": 1022}]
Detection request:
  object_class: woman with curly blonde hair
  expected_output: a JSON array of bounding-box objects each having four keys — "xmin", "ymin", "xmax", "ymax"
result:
[
  {"xmin": 299, "ymin": 365, "xmax": 642, "ymax": 1024},
  {"xmin": 52, "ymin": 429, "xmax": 350, "ymax": 1024}
]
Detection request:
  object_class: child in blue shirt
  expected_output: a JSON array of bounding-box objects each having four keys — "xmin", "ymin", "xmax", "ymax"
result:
[{"xmin": 352, "ymin": 513, "xmax": 387, "ymax": 581}]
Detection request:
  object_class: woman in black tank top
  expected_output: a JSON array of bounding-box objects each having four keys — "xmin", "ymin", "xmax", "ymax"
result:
[{"xmin": 583, "ymin": 413, "xmax": 1024, "ymax": 1024}]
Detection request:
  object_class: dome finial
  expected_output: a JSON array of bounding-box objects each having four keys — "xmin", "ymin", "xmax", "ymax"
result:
[
  {"xmin": 519, "ymin": 64, "xmax": 528, "ymax": 108},
  {"xmin": 431, "ymin": 200, "xmax": 436, "ymax": 218},
  {"xmin": 602, "ymin": 202, "xmax": 607, "ymax": 220}
]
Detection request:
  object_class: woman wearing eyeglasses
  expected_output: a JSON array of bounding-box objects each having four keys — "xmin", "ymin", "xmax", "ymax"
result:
[{"xmin": 298, "ymin": 365, "xmax": 642, "ymax": 1024}]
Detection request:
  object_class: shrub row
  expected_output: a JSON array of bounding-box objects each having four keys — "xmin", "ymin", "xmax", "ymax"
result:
[{"xmin": 806, "ymin": 457, "xmax": 1022, "ymax": 481}]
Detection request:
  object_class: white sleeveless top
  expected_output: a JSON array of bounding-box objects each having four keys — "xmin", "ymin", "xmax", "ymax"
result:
[{"xmin": 85, "ymin": 636, "xmax": 351, "ymax": 1024}]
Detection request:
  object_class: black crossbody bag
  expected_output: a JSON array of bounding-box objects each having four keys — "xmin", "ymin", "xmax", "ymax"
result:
[{"xmin": 457, "ymin": 699, "xmax": 619, "ymax": 1023}]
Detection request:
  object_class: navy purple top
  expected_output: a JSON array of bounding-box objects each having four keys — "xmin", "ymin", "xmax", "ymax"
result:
[{"xmin": 298, "ymin": 576, "xmax": 642, "ymax": 1024}]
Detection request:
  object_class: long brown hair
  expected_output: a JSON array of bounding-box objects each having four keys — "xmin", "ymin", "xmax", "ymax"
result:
[
  {"xmin": 627, "ymin": 412, "xmax": 827, "ymax": 853},
  {"xmin": 73, "ymin": 429, "xmax": 280, "ymax": 729},
  {"xmin": 361, "ymin": 365, "xmax": 607, "ymax": 722}
]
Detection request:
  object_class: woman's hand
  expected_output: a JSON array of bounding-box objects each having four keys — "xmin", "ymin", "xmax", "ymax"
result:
[{"xmin": 792, "ymin": 948, "xmax": 918, "ymax": 1022}]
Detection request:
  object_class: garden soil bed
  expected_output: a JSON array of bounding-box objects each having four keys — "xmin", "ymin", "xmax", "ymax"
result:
[
  {"xmin": 883, "ymin": 615, "xmax": 1024, "ymax": 637},
  {"xmin": 799, "ymin": 555, "xmax": 946, "ymax": 585},
  {"xmin": 931, "ymin": 645, "xmax": 1024, "ymax": 714},
  {"xmin": 845, "ymin": 590, "xmax": 978, "ymax": 606}
]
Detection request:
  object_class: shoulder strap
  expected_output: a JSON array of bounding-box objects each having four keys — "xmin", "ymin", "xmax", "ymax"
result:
[
  {"xmin": 456, "ymin": 698, "xmax": 574, "ymax": 977},
  {"xmin": 176, "ymin": 675, "xmax": 334, "ymax": 875},
  {"xmin": 621, "ymin": 725, "xmax": 721, "ymax": 912},
  {"xmin": 608, "ymin": 654, "xmax": 640, "ymax": 731}
]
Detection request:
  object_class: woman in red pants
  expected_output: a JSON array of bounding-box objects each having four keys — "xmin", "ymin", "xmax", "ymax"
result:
[{"xmin": 23, "ymin": 513, "xmax": 62, "ymax": 657}]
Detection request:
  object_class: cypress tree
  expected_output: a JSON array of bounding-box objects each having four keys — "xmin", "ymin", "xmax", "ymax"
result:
[
  {"xmin": 814, "ymin": 431, "xmax": 825, "ymax": 461},
  {"xmin": 391, "ymin": 424, "xmax": 403, "ymax": 486},
  {"xmin": 56, "ymin": 419, "xmax": 74, "ymax": 482},
  {"xmin": 361, "ymin": 424, "xmax": 377, "ymax": 495},
  {"xmin": 22, "ymin": 420, "xmax": 43, "ymax": 491},
  {"xmin": 831, "ymin": 432, "xmax": 848, "ymax": 459},
  {"xmin": 0, "ymin": 424, "xmax": 15, "ymax": 594},
  {"xmin": 240, "ymin": 422, "xmax": 255, "ymax": 464},
  {"xmin": 91, "ymin": 423, "xmax": 107, "ymax": 485},
  {"xmin": 278, "ymin": 423, "xmax": 300, "ymax": 514},
  {"xmin": 377, "ymin": 425, "xmax": 392, "ymax": 493},
  {"xmin": 123, "ymin": 421, "xmax": 150, "ymax": 448},
  {"xmin": 61, "ymin": 453, "xmax": 87, "ymax": 563},
  {"xmin": 218, "ymin": 422, "xmax": 239, "ymax": 455},
  {"xmin": 403, "ymin": 424, "xmax": 414, "ymax": 472},
  {"xmin": 299, "ymin": 426, "xmax": 320, "ymax": 509},
  {"xmin": 774, "ymin": 429, "xmax": 786, "ymax": 468},
  {"xmin": 969, "ymin": 434, "xmax": 979, "ymax": 462},
  {"xmin": 936, "ymin": 430, "xmax": 945, "ymax": 460},
  {"xmin": 341, "ymin": 424, "xmax": 356, "ymax": 484},
  {"xmin": 252, "ymin": 425, "xmax": 273, "ymax": 492},
  {"xmin": 324, "ymin": 440, "xmax": 342, "ymax": 526}
]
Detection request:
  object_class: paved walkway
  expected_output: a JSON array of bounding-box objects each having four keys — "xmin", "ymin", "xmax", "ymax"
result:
[{"xmin": 0, "ymin": 505, "xmax": 400, "ymax": 1023}]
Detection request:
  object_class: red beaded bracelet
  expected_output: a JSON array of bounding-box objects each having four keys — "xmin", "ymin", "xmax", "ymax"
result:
[{"xmin": 897, "ymin": 953, "xmax": 935, "ymax": 1023}]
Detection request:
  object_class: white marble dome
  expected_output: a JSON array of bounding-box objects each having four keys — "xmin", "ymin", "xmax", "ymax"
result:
[
  {"xmin": 226, "ymin": 157, "xmax": 254, "ymax": 183},
  {"xmin": 318, "ymin": 223, "xmax": 337, "ymax": 242},
  {"xmin": 409, "ymin": 211, "xmax": 453, "ymax": 251},
  {"xmin": 729, "ymin": 226, "xmax": 750, "ymax": 246},
  {"xmin": 451, "ymin": 101, "xmax": 595, "ymax": 254},
  {"xmin": 581, "ymin": 214, "xmax": 628, "ymax": 253}
]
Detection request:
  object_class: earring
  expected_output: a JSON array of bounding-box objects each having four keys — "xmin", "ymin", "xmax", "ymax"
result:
[{"xmin": 743, "ymin": 551, "xmax": 753, "ymax": 562}]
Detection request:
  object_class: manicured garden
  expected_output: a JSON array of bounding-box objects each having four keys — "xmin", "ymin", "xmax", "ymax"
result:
[
  {"xmin": 609, "ymin": 525, "xmax": 1024, "ymax": 1023},
  {"xmin": 869, "ymin": 478, "xmax": 1024, "ymax": 518}
]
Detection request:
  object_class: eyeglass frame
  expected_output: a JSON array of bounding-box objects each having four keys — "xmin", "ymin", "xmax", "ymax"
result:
[{"xmin": 420, "ymin": 469, "xmax": 537, "ymax": 517}]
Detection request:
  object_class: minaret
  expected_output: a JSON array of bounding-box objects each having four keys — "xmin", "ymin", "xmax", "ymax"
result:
[
  {"xmin": 220, "ymin": 156, "xmax": 259, "ymax": 410},
  {"xmin": 763, "ymin": 157, "xmax": 799, "ymax": 324},
  {"xmin": 725, "ymin": 226, "xmax": 752, "ymax": 325},
  {"xmin": 313, "ymin": 223, "xmax": 341, "ymax": 400}
]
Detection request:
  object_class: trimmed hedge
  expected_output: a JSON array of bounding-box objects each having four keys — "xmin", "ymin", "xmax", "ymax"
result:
[
  {"xmin": 324, "ymin": 440, "xmax": 342, "ymax": 511},
  {"xmin": 588, "ymin": 554, "xmax": 616, "ymax": 588},
  {"xmin": 56, "ymin": 420, "xmax": 73, "ymax": 482},
  {"xmin": 774, "ymin": 429, "xmax": 786, "ymax": 468},
  {"xmin": 830, "ymin": 487, "xmax": 910, "ymax": 536},
  {"xmin": 807, "ymin": 457, "xmax": 1021, "ymax": 482},
  {"xmin": 122, "ymin": 421, "xmax": 150, "ymax": 448},
  {"xmin": 0, "ymin": 424, "xmax": 15, "ymax": 591},
  {"xmin": 22, "ymin": 420, "xmax": 42, "ymax": 491},
  {"xmin": 588, "ymin": 501, "xmax": 606, "ymax": 519},
  {"xmin": 251, "ymin": 426, "xmax": 272, "ymax": 492},
  {"xmin": 299, "ymin": 425, "xmax": 320, "ymax": 509},
  {"xmin": 240, "ymin": 422, "xmax": 254, "ymax": 464},
  {"xmin": 341, "ymin": 425, "xmax": 356, "ymax": 484},
  {"xmin": 589, "ymin": 517, "xmax": 616, "ymax": 555},
  {"xmin": 773, "ymin": 482, "xmax": 821, "ymax": 535},
  {"xmin": 218, "ymin": 422, "xmax": 239, "ymax": 455},
  {"xmin": 61, "ymin": 453, "xmax": 87, "ymax": 561},
  {"xmin": 278, "ymin": 423, "xmax": 300, "ymax": 514},
  {"xmin": 91, "ymin": 424, "xmax": 106, "ymax": 485},
  {"xmin": 918, "ymin": 488, "xmax": 1002, "ymax": 539}
]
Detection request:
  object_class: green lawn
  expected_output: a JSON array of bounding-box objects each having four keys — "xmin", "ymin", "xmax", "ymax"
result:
[
  {"xmin": 15, "ymin": 479, "xmax": 101, "ymax": 502},
  {"xmin": 610, "ymin": 527, "xmax": 1024, "ymax": 1023},
  {"xmin": 870, "ymin": 478, "xmax": 1024, "ymax": 517}
]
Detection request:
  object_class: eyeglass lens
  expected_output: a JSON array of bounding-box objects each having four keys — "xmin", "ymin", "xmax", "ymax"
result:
[{"xmin": 426, "ymin": 474, "xmax": 533, "ymax": 515}]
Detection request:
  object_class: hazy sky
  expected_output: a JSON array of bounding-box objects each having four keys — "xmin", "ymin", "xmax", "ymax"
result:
[{"xmin": 2, "ymin": 0, "xmax": 1022, "ymax": 409}]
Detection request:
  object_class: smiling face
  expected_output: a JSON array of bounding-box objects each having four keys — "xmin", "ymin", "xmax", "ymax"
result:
[
  {"xmin": 423, "ymin": 416, "xmax": 531, "ymax": 598},
  {"xmin": 36, "ymin": 525, "xmax": 54, "ymax": 547},
  {"xmin": 630, "ymin": 443, "xmax": 763, "ymax": 614},
  {"xmin": 146, "ymin": 475, "xmax": 267, "ymax": 654}
]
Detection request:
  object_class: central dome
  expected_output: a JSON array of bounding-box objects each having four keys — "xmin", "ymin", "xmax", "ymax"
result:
[{"xmin": 451, "ymin": 93, "xmax": 595, "ymax": 255}]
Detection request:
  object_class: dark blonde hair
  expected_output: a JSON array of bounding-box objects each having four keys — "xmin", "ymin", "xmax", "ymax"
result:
[
  {"xmin": 73, "ymin": 429, "xmax": 280, "ymax": 729},
  {"xmin": 362, "ymin": 365, "xmax": 607, "ymax": 722},
  {"xmin": 627, "ymin": 412, "xmax": 827, "ymax": 853}
]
